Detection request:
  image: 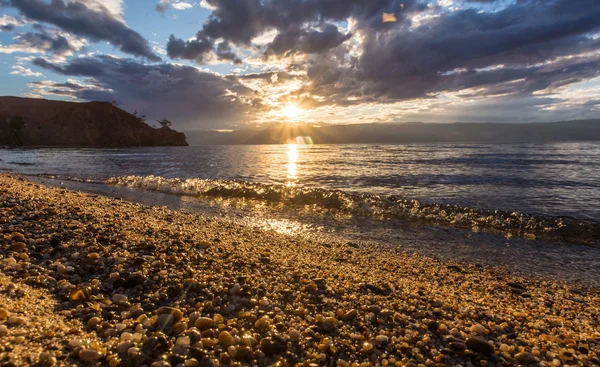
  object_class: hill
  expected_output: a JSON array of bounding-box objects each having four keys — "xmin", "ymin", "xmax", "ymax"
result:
[
  {"xmin": 186, "ymin": 120, "xmax": 600, "ymax": 145},
  {"xmin": 0, "ymin": 96, "xmax": 187, "ymax": 147}
]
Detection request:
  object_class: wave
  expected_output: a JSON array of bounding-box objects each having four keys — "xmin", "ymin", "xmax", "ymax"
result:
[{"xmin": 107, "ymin": 175, "xmax": 600, "ymax": 246}]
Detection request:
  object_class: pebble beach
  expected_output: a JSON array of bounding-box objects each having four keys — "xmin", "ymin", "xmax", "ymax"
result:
[{"xmin": 0, "ymin": 173, "xmax": 599, "ymax": 367}]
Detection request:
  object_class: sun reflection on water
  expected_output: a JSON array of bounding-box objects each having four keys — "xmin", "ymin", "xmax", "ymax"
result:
[{"xmin": 286, "ymin": 143, "xmax": 298, "ymax": 186}]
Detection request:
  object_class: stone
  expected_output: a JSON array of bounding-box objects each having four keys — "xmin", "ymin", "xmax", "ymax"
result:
[
  {"xmin": 112, "ymin": 294, "xmax": 128, "ymax": 304},
  {"xmin": 79, "ymin": 349, "xmax": 103, "ymax": 362},
  {"xmin": 195, "ymin": 317, "xmax": 215, "ymax": 330},
  {"xmin": 340, "ymin": 309, "xmax": 358, "ymax": 321},
  {"xmin": 469, "ymin": 324, "xmax": 488, "ymax": 334},
  {"xmin": 218, "ymin": 331, "xmax": 235, "ymax": 347},
  {"xmin": 516, "ymin": 352, "xmax": 538, "ymax": 364},
  {"xmin": 254, "ymin": 316, "xmax": 270, "ymax": 330},
  {"xmin": 156, "ymin": 306, "xmax": 184, "ymax": 322},
  {"xmin": 260, "ymin": 337, "xmax": 287, "ymax": 356},
  {"xmin": 125, "ymin": 273, "xmax": 146, "ymax": 287},
  {"xmin": 38, "ymin": 352, "xmax": 57, "ymax": 367},
  {"xmin": 449, "ymin": 342, "xmax": 467, "ymax": 353},
  {"xmin": 466, "ymin": 336, "xmax": 495, "ymax": 355},
  {"xmin": 234, "ymin": 346, "xmax": 254, "ymax": 362}
]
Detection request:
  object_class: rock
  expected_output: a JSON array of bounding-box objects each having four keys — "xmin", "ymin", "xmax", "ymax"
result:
[
  {"xmin": 449, "ymin": 342, "xmax": 467, "ymax": 352},
  {"xmin": 234, "ymin": 346, "xmax": 254, "ymax": 362},
  {"xmin": 254, "ymin": 316, "xmax": 270, "ymax": 330},
  {"xmin": 38, "ymin": 352, "xmax": 57, "ymax": 367},
  {"xmin": 117, "ymin": 341, "xmax": 134, "ymax": 355},
  {"xmin": 427, "ymin": 320, "xmax": 439, "ymax": 332},
  {"xmin": 125, "ymin": 273, "xmax": 146, "ymax": 287},
  {"xmin": 218, "ymin": 331, "xmax": 235, "ymax": 347},
  {"xmin": 79, "ymin": 349, "xmax": 103, "ymax": 362},
  {"xmin": 156, "ymin": 313, "xmax": 175, "ymax": 327},
  {"xmin": 0, "ymin": 325, "xmax": 8, "ymax": 337},
  {"xmin": 466, "ymin": 336, "xmax": 495, "ymax": 355},
  {"xmin": 176, "ymin": 336, "xmax": 191, "ymax": 347},
  {"xmin": 195, "ymin": 317, "xmax": 214, "ymax": 330},
  {"xmin": 156, "ymin": 306, "xmax": 184, "ymax": 322},
  {"xmin": 10, "ymin": 242, "xmax": 26, "ymax": 252},
  {"xmin": 87, "ymin": 316, "xmax": 101, "ymax": 328},
  {"xmin": 516, "ymin": 352, "xmax": 538, "ymax": 364},
  {"xmin": 469, "ymin": 324, "xmax": 488, "ymax": 334},
  {"xmin": 340, "ymin": 309, "xmax": 358, "ymax": 321},
  {"xmin": 289, "ymin": 329, "xmax": 300, "ymax": 340},
  {"xmin": 7, "ymin": 315, "xmax": 25, "ymax": 325},
  {"xmin": 260, "ymin": 337, "xmax": 287, "ymax": 356},
  {"xmin": 112, "ymin": 294, "xmax": 128, "ymax": 304}
]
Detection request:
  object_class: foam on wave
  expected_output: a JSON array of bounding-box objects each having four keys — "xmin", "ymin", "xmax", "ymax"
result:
[{"xmin": 107, "ymin": 175, "xmax": 600, "ymax": 245}]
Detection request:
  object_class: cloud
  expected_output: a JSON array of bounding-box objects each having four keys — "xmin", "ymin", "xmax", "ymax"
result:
[
  {"xmin": 166, "ymin": 0, "xmax": 415, "ymax": 64},
  {"xmin": 10, "ymin": 64, "xmax": 42, "ymax": 77},
  {"xmin": 30, "ymin": 54, "xmax": 259, "ymax": 129},
  {"xmin": 172, "ymin": 2, "xmax": 193, "ymax": 10},
  {"xmin": 166, "ymin": 35, "xmax": 242, "ymax": 64},
  {"xmin": 0, "ymin": 15, "xmax": 27, "ymax": 31},
  {"xmin": 0, "ymin": 25, "xmax": 87, "ymax": 58},
  {"xmin": 156, "ymin": 0, "xmax": 193, "ymax": 14},
  {"xmin": 265, "ymin": 24, "xmax": 352, "ymax": 57},
  {"xmin": 6, "ymin": 0, "xmax": 160, "ymax": 60}
]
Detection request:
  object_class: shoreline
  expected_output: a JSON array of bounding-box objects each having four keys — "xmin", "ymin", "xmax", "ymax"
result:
[{"xmin": 0, "ymin": 173, "xmax": 598, "ymax": 366}]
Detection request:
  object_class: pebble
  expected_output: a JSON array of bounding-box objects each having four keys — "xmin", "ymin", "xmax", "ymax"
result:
[
  {"xmin": 0, "ymin": 175, "xmax": 598, "ymax": 367},
  {"xmin": 466, "ymin": 336, "xmax": 495, "ymax": 355},
  {"xmin": 469, "ymin": 324, "xmax": 488, "ymax": 334},
  {"xmin": 79, "ymin": 349, "xmax": 103, "ymax": 362},
  {"xmin": 112, "ymin": 294, "xmax": 128, "ymax": 304},
  {"xmin": 516, "ymin": 352, "xmax": 539, "ymax": 364},
  {"xmin": 218, "ymin": 331, "xmax": 235, "ymax": 347},
  {"xmin": 195, "ymin": 317, "xmax": 214, "ymax": 330}
]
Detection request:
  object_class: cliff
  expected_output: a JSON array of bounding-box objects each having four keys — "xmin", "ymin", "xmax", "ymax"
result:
[{"xmin": 0, "ymin": 96, "xmax": 188, "ymax": 147}]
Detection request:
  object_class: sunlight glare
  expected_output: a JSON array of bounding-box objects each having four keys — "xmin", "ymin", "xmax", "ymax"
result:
[
  {"xmin": 282, "ymin": 105, "xmax": 303, "ymax": 120},
  {"xmin": 286, "ymin": 143, "xmax": 298, "ymax": 186}
]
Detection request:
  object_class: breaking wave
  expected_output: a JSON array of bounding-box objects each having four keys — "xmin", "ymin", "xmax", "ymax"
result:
[{"xmin": 107, "ymin": 175, "xmax": 600, "ymax": 246}]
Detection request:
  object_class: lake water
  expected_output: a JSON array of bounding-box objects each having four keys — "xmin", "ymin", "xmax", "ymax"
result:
[
  {"xmin": 3, "ymin": 142, "xmax": 600, "ymax": 283},
  {"xmin": 1, "ymin": 142, "xmax": 599, "ymax": 219}
]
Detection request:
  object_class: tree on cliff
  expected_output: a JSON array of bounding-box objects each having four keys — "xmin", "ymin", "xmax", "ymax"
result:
[{"xmin": 157, "ymin": 118, "xmax": 172, "ymax": 128}]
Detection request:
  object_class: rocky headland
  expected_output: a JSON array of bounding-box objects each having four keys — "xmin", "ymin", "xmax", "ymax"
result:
[{"xmin": 0, "ymin": 97, "xmax": 187, "ymax": 147}]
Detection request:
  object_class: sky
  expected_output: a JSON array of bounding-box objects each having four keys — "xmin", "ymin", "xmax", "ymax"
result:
[{"xmin": 0, "ymin": 0, "xmax": 599, "ymax": 131}]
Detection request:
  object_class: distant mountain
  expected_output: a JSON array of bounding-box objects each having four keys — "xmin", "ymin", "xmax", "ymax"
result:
[
  {"xmin": 0, "ymin": 96, "xmax": 188, "ymax": 147},
  {"xmin": 186, "ymin": 120, "xmax": 600, "ymax": 145}
]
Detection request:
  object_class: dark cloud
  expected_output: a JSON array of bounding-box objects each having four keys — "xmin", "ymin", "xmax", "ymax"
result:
[
  {"xmin": 166, "ymin": 35, "xmax": 241, "ymax": 64},
  {"xmin": 156, "ymin": 0, "xmax": 169, "ymax": 15},
  {"xmin": 164, "ymin": 0, "xmax": 600, "ymax": 112},
  {"xmin": 15, "ymin": 29, "xmax": 73, "ymax": 54},
  {"xmin": 276, "ymin": 0, "xmax": 600, "ymax": 107},
  {"xmin": 1, "ymin": 24, "xmax": 16, "ymax": 31},
  {"xmin": 7, "ymin": 0, "xmax": 160, "ymax": 60},
  {"xmin": 31, "ymin": 55, "xmax": 258, "ymax": 129},
  {"xmin": 166, "ymin": 0, "xmax": 420, "ymax": 63},
  {"xmin": 266, "ymin": 24, "xmax": 352, "ymax": 56}
]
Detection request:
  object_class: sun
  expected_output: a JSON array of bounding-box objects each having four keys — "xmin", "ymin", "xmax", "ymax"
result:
[{"xmin": 281, "ymin": 105, "xmax": 303, "ymax": 120}]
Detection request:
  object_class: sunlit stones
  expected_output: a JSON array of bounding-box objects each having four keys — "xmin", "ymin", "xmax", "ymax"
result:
[
  {"xmin": 281, "ymin": 104, "xmax": 304, "ymax": 120},
  {"xmin": 286, "ymin": 143, "xmax": 298, "ymax": 186}
]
